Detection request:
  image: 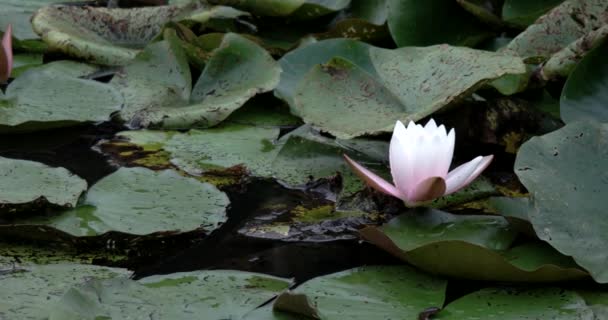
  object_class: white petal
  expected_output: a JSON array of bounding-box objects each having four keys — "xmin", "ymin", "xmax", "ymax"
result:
[
  {"xmin": 343, "ymin": 155, "xmax": 404, "ymax": 200},
  {"xmin": 436, "ymin": 128, "xmax": 455, "ymax": 177},
  {"xmin": 424, "ymin": 118, "xmax": 438, "ymax": 131},
  {"xmin": 444, "ymin": 156, "xmax": 483, "ymax": 195},
  {"xmin": 462, "ymin": 155, "xmax": 493, "ymax": 186},
  {"xmin": 390, "ymin": 127, "xmax": 414, "ymax": 195}
]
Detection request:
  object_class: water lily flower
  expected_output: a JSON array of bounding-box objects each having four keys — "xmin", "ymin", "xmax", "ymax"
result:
[
  {"xmin": 1, "ymin": 24, "xmax": 13, "ymax": 83},
  {"xmin": 344, "ymin": 119, "xmax": 493, "ymax": 207}
]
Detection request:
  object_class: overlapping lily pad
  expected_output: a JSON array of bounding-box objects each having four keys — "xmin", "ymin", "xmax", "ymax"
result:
[
  {"xmin": 50, "ymin": 270, "xmax": 292, "ymax": 319},
  {"xmin": 280, "ymin": 40, "xmax": 524, "ymax": 138},
  {"xmin": 0, "ymin": 157, "xmax": 87, "ymax": 217},
  {"xmin": 113, "ymin": 32, "xmax": 280, "ymax": 129},
  {"xmin": 360, "ymin": 208, "xmax": 588, "ymax": 281},
  {"xmin": 207, "ymin": 0, "xmax": 350, "ymax": 18},
  {"xmin": 0, "ymin": 0, "xmax": 82, "ymax": 40},
  {"xmin": 502, "ymin": 0, "xmax": 565, "ymax": 27},
  {"xmin": 23, "ymin": 167, "xmax": 230, "ymax": 236},
  {"xmin": 0, "ymin": 65, "xmax": 122, "ymax": 132},
  {"xmin": 31, "ymin": 3, "xmax": 247, "ymax": 65},
  {"xmin": 515, "ymin": 120, "xmax": 608, "ymax": 282},
  {"xmin": 560, "ymin": 38, "xmax": 608, "ymax": 123},
  {"xmin": 272, "ymin": 265, "xmax": 446, "ymax": 319},
  {"xmin": 503, "ymin": 0, "xmax": 608, "ymax": 61}
]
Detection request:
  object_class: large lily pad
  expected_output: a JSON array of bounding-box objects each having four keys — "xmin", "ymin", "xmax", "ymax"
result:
[
  {"xmin": 0, "ymin": 0, "xmax": 82, "ymax": 40},
  {"xmin": 515, "ymin": 121, "xmax": 608, "ymax": 282},
  {"xmin": 292, "ymin": 44, "xmax": 524, "ymax": 138},
  {"xmin": 387, "ymin": 0, "xmax": 490, "ymax": 47},
  {"xmin": 437, "ymin": 288, "xmax": 595, "ymax": 319},
  {"xmin": 0, "ymin": 157, "xmax": 87, "ymax": 217},
  {"xmin": 49, "ymin": 270, "xmax": 292, "ymax": 320},
  {"xmin": 360, "ymin": 208, "xmax": 588, "ymax": 281},
  {"xmin": 0, "ymin": 263, "xmax": 130, "ymax": 319},
  {"xmin": 114, "ymin": 32, "xmax": 280, "ymax": 129},
  {"xmin": 207, "ymin": 0, "xmax": 350, "ymax": 18},
  {"xmin": 0, "ymin": 65, "xmax": 122, "ymax": 132},
  {"xmin": 503, "ymin": 0, "xmax": 608, "ymax": 61},
  {"xmin": 273, "ymin": 265, "xmax": 446, "ymax": 319},
  {"xmin": 31, "ymin": 3, "xmax": 247, "ymax": 65},
  {"xmin": 26, "ymin": 167, "xmax": 230, "ymax": 236},
  {"xmin": 560, "ymin": 38, "xmax": 608, "ymax": 123},
  {"xmin": 502, "ymin": 0, "xmax": 565, "ymax": 27}
]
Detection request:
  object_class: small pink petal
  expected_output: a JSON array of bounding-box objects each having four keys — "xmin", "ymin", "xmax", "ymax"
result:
[
  {"xmin": 444, "ymin": 156, "xmax": 483, "ymax": 195},
  {"xmin": 462, "ymin": 155, "xmax": 493, "ymax": 186},
  {"xmin": 406, "ymin": 176, "xmax": 446, "ymax": 203},
  {"xmin": 0, "ymin": 24, "xmax": 12, "ymax": 83},
  {"xmin": 343, "ymin": 154, "xmax": 403, "ymax": 200}
]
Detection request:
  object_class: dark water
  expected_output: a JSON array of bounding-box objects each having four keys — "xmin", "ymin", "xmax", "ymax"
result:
[{"xmin": 0, "ymin": 124, "xmax": 401, "ymax": 284}]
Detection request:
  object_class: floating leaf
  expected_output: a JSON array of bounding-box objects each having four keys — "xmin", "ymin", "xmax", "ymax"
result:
[
  {"xmin": 0, "ymin": 0, "xmax": 82, "ymax": 40},
  {"xmin": 0, "ymin": 157, "xmax": 87, "ymax": 218},
  {"xmin": 207, "ymin": 0, "xmax": 350, "ymax": 19},
  {"xmin": 360, "ymin": 208, "xmax": 588, "ymax": 281},
  {"xmin": 503, "ymin": 0, "xmax": 608, "ymax": 61},
  {"xmin": 0, "ymin": 65, "xmax": 122, "ymax": 132},
  {"xmin": 50, "ymin": 270, "xmax": 292, "ymax": 320},
  {"xmin": 291, "ymin": 43, "xmax": 524, "ymax": 138},
  {"xmin": 560, "ymin": 38, "xmax": 608, "ymax": 123},
  {"xmin": 387, "ymin": 0, "xmax": 491, "ymax": 47},
  {"xmin": 515, "ymin": 121, "xmax": 608, "ymax": 282},
  {"xmin": 437, "ymin": 287, "xmax": 595, "ymax": 319},
  {"xmin": 273, "ymin": 265, "xmax": 446, "ymax": 319},
  {"xmin": 114, "ymin": 33, "xmax": 280, "ymax": 129},
  {"xmin": 502, "ymin": 0, "xmax": 565, "ymax": 27},
  {"xmin": 25, "ymin": 167, "xmax": 230, "ymax": 236}
]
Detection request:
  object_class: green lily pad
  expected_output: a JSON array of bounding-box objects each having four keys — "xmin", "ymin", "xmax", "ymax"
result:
[
  {"xmin": 49, "ymin": 270, "xmax": 292, "ymax": 320},
  {"xmin": 360, "ymin": 208, "xmax": 588, "ymax": 281},
  {"xmin": 114, "ymin": 33, "xmax": 280, "ymax": 129},
  {"xmin": 31, "ymin": 3, "xmax": 248, "ymax": 65},
  {"xmin": 515, "ymin": 121, "xmax": 608, "ymax": 282},
  {"xmin": 456, "ymin": 0, "xmax": 503, "ymax": 27},
  {"xmin": 207, "ymin": 0, "xmax": 350, "ymax": 18},
  {"xmin": 26, "ymin": 167, "xmax": 230, "ymax": 236},
  {"xmin": 502, "ymin": 0, "xmax": 565, "ymax": 27},
  {"xmin": 11, "ymin": 53, "xmax": 43, "ymax": 78},
  {"xmin": 273, "ymin": 265, "xmax": 446, "ymax": 319},
  {"xmin": 502, "ymin": 0, "xmax": 608, "ymax": 61},
  {"xmin": 0, "ymin": 157, "xmax": 87, "ymax": 217},
  {"xmin": 436, "ymin": 288, "xmax": 595, "ymax": 319},
  {"xmin": 560, "ymin": 38, "xmax": 608, "ymax": 123},
  {"xmin": 387, "ymin": 0, "xmax": 491, "ymax": 47},
  {"xmin": 292, "ymin": 44, "xmax": 524, "ymax": 138},
  {"xmin": 0, "ymin": 65, "xmax": 122, "ymax": 133},
  {"xmin": 0, "ymin": 0, "xmax": 82, "ymax": 40},
  {"xmin": 0, "ymin": 263, "xmax": 130, "ymax": 319},
  {"xmin": 348, "ymin": 0, "xmax": 388, "ymax": 25}
]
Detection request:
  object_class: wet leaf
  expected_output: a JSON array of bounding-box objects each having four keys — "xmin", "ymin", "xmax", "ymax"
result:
[
  {"xmin": 49, "ymin": 270, "xmax": 292, "ymax": 320},
  {"xmin": 436, "ymin": 287, "xmax": 595, "ymax": 319},
  {"xmin": 0, "ymin": 157, "xmax": 87, "ymax": 218},
  {"xmin": 273, "ymin": 265, "xmax": 446, "ymax": 319},
  {"xmin": 291, "ymin": 43, "xmax": 524, "ymax": 138},
  {"xmin": 0, "ymin": 64, "xmax": 122, "ymax": 133},
  {"xmin": 387, "ymin": 0, "xmax": 491, "ymax": 47},
  {"xmin": 502, "ymin": 0, "xmax": 565, "ymax": 28},
  {"xmin": 515, "ymin": 121, "xmax": 608, "ymax": 282},
  {"xmin": 560, "ymin": 38, "xmax": 608, "ymax": 123},
  {"xmin": 360, "ymin": 208, "xmax": 588, "ymax": 281},
  {"xmin": 25, "ymin": 167, "xmax": 230, "ymax": 236},
  {"xmin": 207, "ymin": 0, "xmax": 350, "ymax": 19},
  {"xmin": 114, "ymin": 33, "xmax": 280, "ymax": 129},
  {"xmin": 0, "ymin": 0, "xmax": 82, "ymax": 40}
]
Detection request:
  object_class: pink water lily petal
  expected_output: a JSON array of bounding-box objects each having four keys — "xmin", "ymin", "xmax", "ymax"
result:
[
  {"xmin": 462, "ymin": 155, "xmax": 493, "ymax": 186},
  {"xmin": 0, "ymin": 24, "xmax": 12, "ymax": 83},
  {"xmin": 407, "ymin": 176, "xmax": 446, "ymax": 203},
  {"xmin": 390, "ymin": 121, "xmax": 414, "ymax": 195},
  {"xmin": 343, "ymin": 154, "xmax": 403, "ymax": 200},
  {"xmin": 444, "ymin": 156, "xmax": 486, "ymax": 195}
]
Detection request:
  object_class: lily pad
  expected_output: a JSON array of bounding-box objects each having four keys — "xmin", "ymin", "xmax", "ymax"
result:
[
  {"xmin": 515, "ymin": 120, "xmax": 608, "ymax": 282},
  {"xmin": 26, "ymin": 167, "xmax": 230, "ymax": 236},
  {"xmin": 437, "ymin": 287, "xmax": 595, "ymax": 319},
  {"xmin": 387, "ymin": 0, "xmax": 490, "ymax": 47},
  {"xmin": 50, "ymin": 270, "xmax": 292, "ymax": 320},
  {"xmin": 273, "ymin": 265, "xmax": 446, "ymax": 319},
  {"xmin": 292, "ymin": 44, "xmax": 524, "ymax": 138},
  {"xmin": 0, "ymin": 157, "xmax": 87, "ymax": 217},
  {"xmin": 360, "ymin": 208, "xmax": 588, "ymax": 281},
  {"xmin": 502, "ymin": 0, "xmax": 608, "ymax": 61},
  {"xmin": 0, "ymin": 263, "xmax": 130, "ymax": 319},
  {"xmin": 0, "ymin": 65, "xmax": 122, "ymax": 132},
  {"xmin": 207, "ymin": 0, "xmax": 350, "ymax": 18},
  {"xmin": 0, "ymin": 0, "xmax": 82, "ymax": 40},
  {"xmin": 114, "ymin": 32, "xmax": 280, "ymax": 129},
  {"xmin": 31, "ymin": 3, "xmax": 248, "ymax": 65},
  {"xmin": 560, "ymin": 38, "xmax": 608, "ymax": 123},
  {"xmin": 502, "ymin": 0, "xmax": 565, "ymax": 27}
]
